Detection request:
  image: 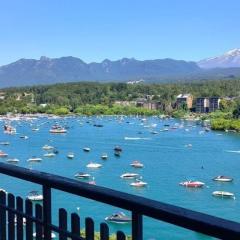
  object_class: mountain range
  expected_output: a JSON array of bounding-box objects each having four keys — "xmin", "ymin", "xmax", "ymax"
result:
[{"xmin": 0, "ymin": 49, "xmax": 240, "ymax": 87}]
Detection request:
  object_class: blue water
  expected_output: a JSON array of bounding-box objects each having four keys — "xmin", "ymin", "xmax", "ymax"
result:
[{"xmin": 0, "ymin": 116, "xmax": 240, "ymax": 239}]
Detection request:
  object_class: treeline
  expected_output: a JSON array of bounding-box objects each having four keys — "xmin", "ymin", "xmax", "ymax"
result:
[{"xmin": 1, "ymin": 79, "xmax": 240, "ymax": 116}]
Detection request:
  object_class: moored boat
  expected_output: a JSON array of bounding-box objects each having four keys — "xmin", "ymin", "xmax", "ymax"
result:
[
  {"xmin": 213, "ymin": 176, "xmax": 233, "ymax": 182},
  {"xmin": 120, "ymin": 173, "xmax": 139, "ymax": 179},
  {"xmin": 83, "ymin": 147, "xmax": 91, "ymax": 152},
  {"xmin": 0, "ymin": 141, "xmax": 10, "ymax": 146},
  {"xmin": 212, "ymin": 191, "xmax": 235, "ymax": 199},
  {"xmin": 86, "ymin": 163, "xmax": 102, "ymax": 168},
  {"xmin": 130, "ymin": 161, "xmax": 144, "ymax": 168},
  {"xmin": 43, "ymin": 152, "xmax": 56, "ymax": 157},
  {"xmin": 42, "ymin": 145, "xmax": 54, "ymax": 150},
  {"xmin": 114, "ymin": 146, "xmax": 122, "ymax": 152},
  {"xmin": 105, "ymin": 212, "xmax": 132, "ymax": 224},
  {"xmin": 0, "ymin": 150, "xmax": 8, "ymax": 157},
  {"xmin": 27, "ymin": 157, "xmax": 42, "ymax": 162},
  {"xmin": 74, "ymin": 172, "xmax": 91, "ymax": 179},
  {"xmin": 101, "ymin": 153, "xmax": 108, "ymax": 160},
  {"xmin": 49, "ymin": 125, "xmax": 67, "ymax": 133},
  {"xmin": 179, "ymin": 181, "xmax": 205, "ymax": 188},
  {"xmin": 6, "ymin": 158, "xmax": 20, "ymax": 164},
  {"xmin": 130, "ymin": 179, "xmax": 148, "ymax": 187},
  {"xmin": 4, "ymin": 125, "xmax": 16, "ymax": 134},
  {"xmin": 27, "ymin": 191, "xmax": 43, "ymax": 201},
  {"xmin": 67, "ymin": 152, "xmax": 75, "ymax": 159}
]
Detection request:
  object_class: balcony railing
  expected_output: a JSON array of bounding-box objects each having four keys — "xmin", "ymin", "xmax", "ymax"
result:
[{"xmin": 0, "ymin": 162, "xmax": 240, "ymax": 240}]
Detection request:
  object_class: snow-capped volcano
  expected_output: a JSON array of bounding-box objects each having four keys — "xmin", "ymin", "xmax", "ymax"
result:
[{"xmin": 198, "ymin": 48, "xmax": 240, "ymax": 69}]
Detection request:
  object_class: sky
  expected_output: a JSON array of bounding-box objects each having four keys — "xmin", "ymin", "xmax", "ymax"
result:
[{"xmin": 0, "ymin": 0, "xmax": 240, "ymax": 65}]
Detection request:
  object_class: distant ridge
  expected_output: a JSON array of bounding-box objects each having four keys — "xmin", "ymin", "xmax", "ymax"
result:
[{"xmin": 0, "ymin": 49, "xmax": 240, "ymax": 87}]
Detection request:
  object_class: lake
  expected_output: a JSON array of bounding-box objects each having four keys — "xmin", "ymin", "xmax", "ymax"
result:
[{"xmin": 0, "ymin": 115, "xmax": 240, "ymax": 239}]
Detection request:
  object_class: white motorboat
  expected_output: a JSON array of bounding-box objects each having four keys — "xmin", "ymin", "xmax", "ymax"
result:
[
  {"xmin": 44, "ymin": 153, "xmax": 56, "ymax": 157},
  {"xmin": 0, "ymin": 141, "xmax": 10, "ymax": 146},
  {"xmin": 6, "ymin": 158, "xmax": 20, "ymax": 164},
  {"xmin": 42, "ymin": 145, "xmax": 54, "ymax": 150},
  {"xmin": 27, "ymin": 191, "xmax": 43, "ymax": 201},
  {"xmin": 120, "ymin": 173, "xmax": 139, "ymax": 179},
  {"xmin": 130, "ymin": 161, "xmax": 144, "ymax": 168},
  {"xmin": 67, "ymin": 152, "xmax": 75, "ymax": 159},
  {"xmin": 101, "ymin": 153, "xmax": 108, "ymax": 160},
  {"xmin": 212, "ymin": 191, "xmax": 235, "ymax": 199},
  {"xmin": 213, "ymin": 176, "xmax": 233, "ymax": 182},
  {"xmin": 105, "ymin": 212, "xmax": 132, "ymax": 224},
  {"xmin": 83, "ymin": 147, "xmax": 91, "ymax": 152},
  {"xmin": 86, "ymin": 163, "xmax": 102, "ymax": 168},
  {"xmin": 130, "ymin": 179, "xmax": 148, "ymax": 187},
  {"xmin": 74, "ymin": 172, "xmax": 91, "ymax": 179},
  {"xmin": 27, "ymin": 157, "xmax": 42, "ymax": 162},
  {"xmin": 49, "ymin": 125, "xmax": 67, "ymax": 133},
  {"xmin": 32, "ymin": 128, "xmax": 39, "ymax": 131}
]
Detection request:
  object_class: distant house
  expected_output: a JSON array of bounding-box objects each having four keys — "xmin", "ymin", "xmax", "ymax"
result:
[
  {"xmin": 114, "ymin": 101, "xmax": 136, "ymax": 106},
  {"xmin": 196, "ymin": 97, "xmax": 209, "ymax": 113},
  {"xmin": 136, "ymin": 98, "xmax": 159, "ymax": 110},
  {"xmin": 209, "ymin": 97, "xmax": 221, "ymax": 112},
  {"xmin": 39, "ymin": 103, "xmax": 48, "ymax": 108},
  {"xmin": 0, "ymin": 92, "xmax": 5, "ymax": 100},
  {"xmin": 176, "ymin": 94, "xmax": 193, "ymax": 109}
]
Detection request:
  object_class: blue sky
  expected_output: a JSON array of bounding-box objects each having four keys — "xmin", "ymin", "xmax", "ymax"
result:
[{"xmin": 0, "ymin": 0, "xmax": 239, "ymax": 65}]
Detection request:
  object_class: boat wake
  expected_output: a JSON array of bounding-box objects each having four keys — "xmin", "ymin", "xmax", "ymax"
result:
[{"xmin": 124, "ymin": 137, "xmax": 151, "ymax": 141}]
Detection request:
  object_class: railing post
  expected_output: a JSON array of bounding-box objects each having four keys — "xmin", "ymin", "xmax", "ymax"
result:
[
  {"xmin": 132, "ymin": 212, "xmax": 143, "ymax": 240},
  {"xmin": 43, "ymin": 185, "xmax": 52, "ymax": 240}
]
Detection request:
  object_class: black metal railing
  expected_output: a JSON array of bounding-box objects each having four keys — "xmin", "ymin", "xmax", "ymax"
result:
[{"xmin": 0, "ymin": 162, "xmax": 240, "ymax": 240}]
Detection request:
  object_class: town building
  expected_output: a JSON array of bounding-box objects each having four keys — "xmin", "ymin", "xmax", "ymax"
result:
[
  {"xmin": 209, "ymin": 97, "xmax": 221, "ymax": 112},
  {"xmin": 0, "ymin": 92, "xmax": 5, "ymax": 100},
  {"xmin": 196, "ymin": 97, "xmax": 209, "ymax": 113},
  {"xmin": 176, "ymin": 94, "xmax": 193, "ymax": 109}
]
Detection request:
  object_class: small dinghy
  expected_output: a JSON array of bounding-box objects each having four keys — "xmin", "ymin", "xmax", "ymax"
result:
[
  {"xmin": 6, "ymin": 158, "xmax": 20, "ymax": 164},
  {"xmin": 0, "ymin": 142, "xmax": 10, "ymax": 146},
  {"xmin": 120, "ymin": 173, "xmax": 139, "ymax": 179},
  {"xmin": 213, "ymin": 176, "xmax": 233, "ymax": 182},
  {"xmin": 27, "ymin": 157, "xmax": 42, "ymax": 162},
  {"xmin": 105, "ymin": 212, "xmax": 132, "ymax": 224},
  {"xmin": 83, "ymin": 147, "xmax": 91, "ymax": 152},
  {"xmin": 101, "ymin": 153, "xmax": 108, "ymax": 160},
  {"xmin": 43, "ymin": 152, "xmax": 56, "ymax": 158},
  {"xmin": 114, "ymin": 152, "xmax": 121, "ymax": 157},
  {"xmin": 114, "ymin": 146, "xmax": 122, "ymax": 152},
  {"xmin": 27, "ymin": 191, "xmax": 43, "ymax": 201},
  {"xmin": 67, "ymin": 152, "xmax": 75, "ymax": 159},
  {"xmin": 74, "ymin": 172, "xmax": 91, "ymax": 179},
  {"xmin": 49, "ymin": 126, "xmax": 67, "ymax": 133},
  {"xmin": 42, "ymin": 145, "xmax": 54, "ymax": 150},
  {"xmin": 212, "ymin": 191, "xmax": 235, "ymax": 199},
  {"xmin": 86, "ymin": 163, "xmax": 102, "ymax": 168},
  {"xmin": 130, "ymin": 179, "xmax": 148, "ymax": 187},
  {"xmin": 130, "ymin": 161, "xmax": 144, "ymax": 168}
]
